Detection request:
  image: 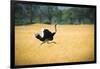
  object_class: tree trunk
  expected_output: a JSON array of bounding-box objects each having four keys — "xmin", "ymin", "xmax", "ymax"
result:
[
  {"xmin": 30, "ymin": 4, "xmax": 32, "ymax": 23},
  {"xmin": 48, "ymin": 17, "xmax": 52, "ymax": 24}
]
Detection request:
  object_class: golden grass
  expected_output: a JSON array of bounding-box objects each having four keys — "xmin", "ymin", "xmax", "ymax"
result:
[{"xmin": 15, "ymin": 24, "xmax": 94, "ymax": 65}]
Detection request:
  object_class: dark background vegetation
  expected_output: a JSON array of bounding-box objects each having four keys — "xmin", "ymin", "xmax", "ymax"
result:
[{"xmin": 15, "ymin": 3, "xmax": 95, "ymax": 25}]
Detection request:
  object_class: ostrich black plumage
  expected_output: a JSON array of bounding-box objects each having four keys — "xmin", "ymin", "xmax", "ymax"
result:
[{"xmin": 35, "ymin": 24, "xmax": 57, "ymax": 45}]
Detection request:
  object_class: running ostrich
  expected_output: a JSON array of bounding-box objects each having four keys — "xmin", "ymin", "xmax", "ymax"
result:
[{"xmin": 35, "ymin": 24, "xmax": 57, "ymax": 45}]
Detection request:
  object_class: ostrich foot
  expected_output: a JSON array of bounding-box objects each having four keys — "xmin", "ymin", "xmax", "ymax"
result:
[{"xmin": 47, "ymin": 41, "xmax": 56, "ymax": 44}]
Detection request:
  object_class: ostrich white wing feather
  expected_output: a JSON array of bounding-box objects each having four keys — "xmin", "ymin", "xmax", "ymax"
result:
[{"xmin": 39, "ymin": 28, "xmax": 44, "ymax": 38}]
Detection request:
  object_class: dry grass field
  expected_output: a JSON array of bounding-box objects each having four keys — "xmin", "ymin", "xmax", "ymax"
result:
[{"xmin": 15, "ymin": 24, "xmax": 94, "ymax": 66}]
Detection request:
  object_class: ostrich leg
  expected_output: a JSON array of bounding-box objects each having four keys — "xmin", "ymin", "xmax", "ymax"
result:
[{"xmin": 40, "ymin": 41, "xmax": 46, "ymax": 45}]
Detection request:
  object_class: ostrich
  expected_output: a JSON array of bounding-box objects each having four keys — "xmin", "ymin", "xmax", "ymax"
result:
[{"xmin": 35, "ymin": 24, "xmax": 57, "ymax": 45}]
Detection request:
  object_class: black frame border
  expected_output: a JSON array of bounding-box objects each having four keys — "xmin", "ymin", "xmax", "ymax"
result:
[{"xmin": 10, "ymin": 0, "xmax": 97, "ymax": 68}]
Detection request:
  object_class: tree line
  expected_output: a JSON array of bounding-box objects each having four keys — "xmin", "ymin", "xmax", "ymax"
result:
[{"xmin": 15, "ymin": 3, "xmax": 95, "ymax": 25}]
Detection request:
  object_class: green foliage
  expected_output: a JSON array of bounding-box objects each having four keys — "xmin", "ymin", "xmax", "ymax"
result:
[{"xmin": 15, "ymin": 3, "xmax": 95, "ymax": 25}]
